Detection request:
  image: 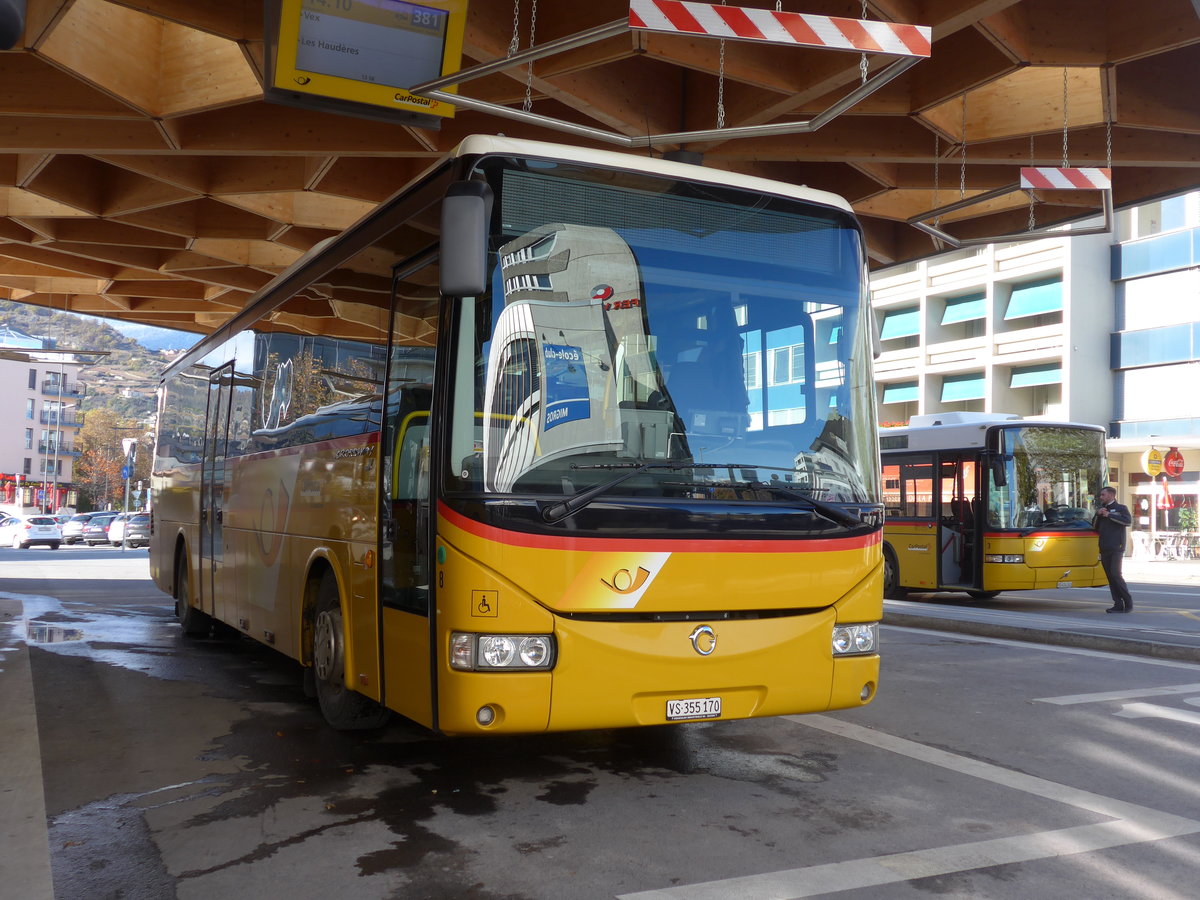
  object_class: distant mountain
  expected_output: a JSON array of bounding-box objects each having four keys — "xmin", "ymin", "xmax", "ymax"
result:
[
  {"xmin": 106, "ymin": 321, "xmax": 195, "ymax": 352},
  {"xmin": 0, "ymin": 300, "xmax": 168, "ymax": 421}
]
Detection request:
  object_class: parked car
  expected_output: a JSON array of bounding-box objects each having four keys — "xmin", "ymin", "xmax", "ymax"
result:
[
  {"xmin": 82, "ymin": 513, "xmax": 119, "ymax": 546},
  {"xmin": 61, "ymin": 513, "xmax": 96, "ymax": 545},
  {"xmin": 107, "ymin": 513, "xmax": 133, "ymax": 546},
  {"xmin": 1, "ymin": 515, "xmax": 62, "ymax": 549},
  {"xmin": 122, "ymin": 513, "xmax": 151, "ymax": 548}
]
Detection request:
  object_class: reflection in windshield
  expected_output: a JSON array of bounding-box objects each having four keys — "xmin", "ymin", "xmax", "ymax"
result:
[
  {"xmin": 988, "ymin": 426, "xmax": 1106, "ymax": 529},
  {"xmin": 450, "ymin": 158, "xmax": 879, "ymax": 509}
]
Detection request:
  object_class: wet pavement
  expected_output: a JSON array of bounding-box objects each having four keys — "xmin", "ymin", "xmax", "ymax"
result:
[{"xmin": 4, "ymin": 547, "xmax": 1200, "ymax": 899}]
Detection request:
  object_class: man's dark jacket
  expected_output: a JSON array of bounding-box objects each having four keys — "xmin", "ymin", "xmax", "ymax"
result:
[{"xmin": 1094, "ymin": 501, "xmax": 1132, "ymax": 553}]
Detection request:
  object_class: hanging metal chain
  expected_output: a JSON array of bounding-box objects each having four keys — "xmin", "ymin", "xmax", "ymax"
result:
[
  {"xmin": 508, "ymin": 0, "xmax": 521, "ymax": 57},
  {"xmin": 1106, "ymin": 116, "xmax": 1113, "ymax": 171},
  {"xmin": 859, "ymin": 0, "xmax": 869, "ymax": 85},
  {"xmin": 933, "ymin": 133, "xmax": 941, "ymax": 228},
  {"xmin": 717, "ymin": 1, "xmax": 727, "ymax": 128},
  {"xmin": 1028, "ymin": 134, "xmax": 1037, "ymax": 231},
  {"xmin": 1061, "ymin": 66, "xmax": 1070, "ymax": 168},
  {"xmin": 959, "ymin": 93, "xmax": 968, "ymax": 199},
  {"xmin": 523, "ymin": 0, "xmax": 539, "ymax": 113}
]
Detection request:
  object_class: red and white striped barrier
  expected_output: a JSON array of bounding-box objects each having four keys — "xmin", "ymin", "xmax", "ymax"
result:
[
  {"xmin": 628, "ymin": 0, "xmax": 931, "ymax": 57},
  {"xmin": 1020, "ymin": 167, "xmax": 1112, "ymax": 190}
]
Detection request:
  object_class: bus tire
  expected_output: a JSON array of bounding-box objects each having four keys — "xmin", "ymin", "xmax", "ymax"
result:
[
  {"xmin": 967, "ymin": 590, "xmax": 1001, "ymax": 601},
  {"xmin": 882, "ymin": 545, "xmax": 907, "ymax": 600},
  {"xmin": 175, "ymin": 550, "xmax": 212, "ymax": 637},
  {"xmin": 312, "ymin": 572, "xmax": 389, "ymax": 730}
]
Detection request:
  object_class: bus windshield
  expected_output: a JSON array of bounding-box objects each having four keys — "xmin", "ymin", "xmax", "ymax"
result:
[
  {"xmin": 988, "ymin": 426, "xmax": 1106, "ymax": 529},
  {"xmin": 446, "ymin": 156, "xmax": 879, "ymax": 509}
]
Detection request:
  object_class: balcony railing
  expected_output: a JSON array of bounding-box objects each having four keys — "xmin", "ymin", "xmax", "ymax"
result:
[
  {"xmin": 41, "ymin": 380, "xmax": 86, "ymax": 398},
  {"xmin": 37, "ymin": 441, "xmax": 80, "ymax": 456},
  {"xmin": 39, "ymin": 411, "xmax": 82, "ymax": 427}
]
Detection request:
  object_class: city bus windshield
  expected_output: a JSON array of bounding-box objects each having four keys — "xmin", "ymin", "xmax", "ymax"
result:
[
  {"xmin": 987, "ymin": 426, "xmax": 1106, "ymax": 529},
  {"xmin": 445, "ymin": 156, "xmax": 878, "ymax": 509}
]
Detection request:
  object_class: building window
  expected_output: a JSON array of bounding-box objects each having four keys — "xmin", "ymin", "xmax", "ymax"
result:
[
  {"xmin": 26, "ymin": 399, "xmax": 34, "ymax": 419},
  {"xmin": 23, "ymin": 458, "xmax": 31, "ymax": 475},
  {"xmin": 768, "ymin": 344, "xmax": 805, "ymax": 386},
  {"xmin": 28, "ymin": 368, "xmax": 37, "ymax": 389},
  {"xmin": 24, "ymin": 428, "xmax": 33, "ymax": 450},
  {"xmin": 742, "ymin": 351, "xmax": 761, "ymax": 390}
]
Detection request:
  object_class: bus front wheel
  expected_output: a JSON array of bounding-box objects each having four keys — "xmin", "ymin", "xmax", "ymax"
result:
[
  {"xmin": 311, "ymin": 573, "xmax": 390, "ymax": 731},
  {"xmin": 883, "ymin": 546, "xmax": 907, "ymax": 600}
]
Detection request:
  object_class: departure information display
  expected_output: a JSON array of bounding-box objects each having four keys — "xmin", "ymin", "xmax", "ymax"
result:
[
  {"xmin": 295, "ymin": 0, "xmax": 448, "ymax": 91},
  {"xmin": 267, "ymin": 0, "xmax": 465, "ymax": 121}
]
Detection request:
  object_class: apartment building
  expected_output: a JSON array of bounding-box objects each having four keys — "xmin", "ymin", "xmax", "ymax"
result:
[
  {"xmin": 0, "ymin": 329, "xmax": 86, "ymax": 512},
  {"xmin": 870, "ymin": 228, "xmax": 1112, "ymax": 426},
  {"xmin": 870, "ymin": 192, "xmax": 1200, "ymax": 552},
  {"xmin": 1107, "ymin": 194, "xmax": 1200, "ymax": 539}
]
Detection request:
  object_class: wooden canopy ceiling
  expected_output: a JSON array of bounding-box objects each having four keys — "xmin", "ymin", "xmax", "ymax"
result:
[{"xmin": 2, "ymin": 0, "xmax": 1200, "ymax": 337}]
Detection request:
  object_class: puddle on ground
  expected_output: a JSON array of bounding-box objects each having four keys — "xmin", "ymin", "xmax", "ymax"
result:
[{"xmin": 27, "ymin": 622, "xmax": 85, "ymax": 643}]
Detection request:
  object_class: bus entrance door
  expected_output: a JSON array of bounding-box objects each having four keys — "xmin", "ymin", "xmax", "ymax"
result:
[
  {"xmin": 938, "ymin": 455, "xmax": 980, "ymax": 589},
  {"xmin": 199, "ymin": 363, "xmax": 235, "ymax": 621}
]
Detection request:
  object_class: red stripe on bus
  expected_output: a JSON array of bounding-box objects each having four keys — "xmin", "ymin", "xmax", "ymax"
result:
[
  {"xmin": 439, "ymin": 502, "xmax": 880, "ymax": 553},
  {"xmin": 982, "ymin": 530, "xmax": 1098, "ymax": 538}
]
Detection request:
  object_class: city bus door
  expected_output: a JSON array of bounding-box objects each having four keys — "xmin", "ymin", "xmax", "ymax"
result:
[
  {"xmin": 937, "ymin": 454, "xmax": 981, "ymax": 589},
  {"xmin": 199, "ymin": 363, "xmax": 234, "ymax": 621}
]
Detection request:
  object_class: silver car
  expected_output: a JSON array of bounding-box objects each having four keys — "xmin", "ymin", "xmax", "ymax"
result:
[{"xmin": 1, "ymin": 515, "xmax": 62, "ymax": 550}]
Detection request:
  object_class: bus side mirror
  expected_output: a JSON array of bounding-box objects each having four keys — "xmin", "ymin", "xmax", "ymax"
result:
[
  {"xmin": 990, "ymin": 457, "xmax": 1007, "ymax": 487},
  {"xmin": 440, "ymin": 180, "xmax": 494, "ymax": 298}
]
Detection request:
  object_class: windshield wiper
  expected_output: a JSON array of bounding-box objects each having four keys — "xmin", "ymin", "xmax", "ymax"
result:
[
  {"xmin": 743, "ymin": 481, "xmax": 863, "ymax": 528},
  {"xmin": 540, "ymin": 462, "xmax": 862, "ymax": 526},
  {"xmin": 541, "ymin": 461, "xmax": 774, "ymax": 523}
]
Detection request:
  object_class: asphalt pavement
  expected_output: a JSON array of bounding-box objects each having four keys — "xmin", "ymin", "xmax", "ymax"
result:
[
  {"xmin": 4, "ymin": 551, "xmax": 1200, "ymax": 899},
  {"xmin": 884, "ymin": 558, "xmax": 1200, "ymax": 663}
]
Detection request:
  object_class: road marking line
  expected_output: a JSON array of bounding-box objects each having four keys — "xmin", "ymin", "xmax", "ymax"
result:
[
  {"xmin": 1034, "ymin": 683, "xmax": 1200, "ymax": 705},
  {"xmin": 885, "ymin": 625, "xmax": 1200, "ymax": 671},
  {"xmin": 616, "ymin": 715, "xmax": 1200, "ymax": 900},
  {"xmin": 1114, "ymin": 702, "xmax": 1200, "ymax": 726}
]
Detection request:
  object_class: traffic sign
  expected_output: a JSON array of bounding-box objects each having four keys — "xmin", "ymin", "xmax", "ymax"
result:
[{"xmin": 121, "ymin": 465, "xmax": 130, "ymax": 480}]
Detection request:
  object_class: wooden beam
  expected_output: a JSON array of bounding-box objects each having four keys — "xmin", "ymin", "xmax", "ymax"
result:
[
  {"xmin": 0, "ymin": 53, "xmax": 142, "ymax": 117},
  {"xmin": 157, "ymin": 20, "xmax": 261, "ymax": 117}
]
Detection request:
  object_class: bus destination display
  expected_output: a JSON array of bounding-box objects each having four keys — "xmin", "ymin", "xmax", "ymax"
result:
[{"xmin": 296, "ymin": 0, "xmax": 447, "ymax": 92}]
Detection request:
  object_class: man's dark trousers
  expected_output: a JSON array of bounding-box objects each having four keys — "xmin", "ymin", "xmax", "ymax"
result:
[{"xmin": 1100, "ymin": 548, "xmax": 1133, "ymax": 611}]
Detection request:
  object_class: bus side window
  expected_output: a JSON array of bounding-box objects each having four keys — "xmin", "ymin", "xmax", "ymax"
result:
[{"xmin": 394, "ymin": 415, "xmax": 430, "ymax": 501}]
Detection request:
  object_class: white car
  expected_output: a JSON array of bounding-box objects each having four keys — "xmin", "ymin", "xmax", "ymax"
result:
[
  {"xmin": 107, "ymin": 513, "xmax": 134, "ymax": 546},
  {"xmin": 1, "ymin": 515, "xmax": 62, "ymax": 550}
]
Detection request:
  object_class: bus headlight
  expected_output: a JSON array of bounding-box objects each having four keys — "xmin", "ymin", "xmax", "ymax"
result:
[
  {"xmin": 450, "ymin": 633, "xmax": 557, "ymax": 671},
  {"xmin": 985, "ymin": 554, "xmax": 1025, "ymax": 564},
  {"xmin": 832, "ymin": 623, "xmax": 878, "ymax": 656}
]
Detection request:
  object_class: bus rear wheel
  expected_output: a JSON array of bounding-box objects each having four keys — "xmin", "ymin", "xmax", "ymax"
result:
[
  {"xmin": 883, "ymin": 546, "xmax": 907, "ymax": 600},
  {"xmin": 175, "ymin": 552, "xmax": 212, "ymax": 637},
  {"xmin": 311, "ymin": 572, "xmax": 389, "ymax": 730}
]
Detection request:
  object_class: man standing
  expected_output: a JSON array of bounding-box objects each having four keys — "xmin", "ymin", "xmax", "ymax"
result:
[{"xmin": 1095, "ymin": 486, "xmax": 1134, "ymax": 613}]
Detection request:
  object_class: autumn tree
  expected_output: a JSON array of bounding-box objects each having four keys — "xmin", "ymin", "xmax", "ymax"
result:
[{"xmin": 76, "ymin": 407, "xmax": 142, "ymax": 510}]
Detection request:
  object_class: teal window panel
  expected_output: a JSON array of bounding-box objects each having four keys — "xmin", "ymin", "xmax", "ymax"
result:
[
  {"xmin": 1005, "ymin": 278, "xmax": 1062, "ymax": 320},
  {"xmin": 880, "ymin": 307, "xmax": 920, "ymax": 340},
  {"xmin": 882, "ymin": 381, "xmax": 919, "ymax": 404},
  {"xmin": 1010, "ymin": 363, "xmax": 1062, "ymax": 388},
  {"xmin": 941, "ymin": 372, "xmax": 985, "ymax": 401},
  {"xmin": 941, "ymin": 292, "xmax": 986, "ymax": 324}
]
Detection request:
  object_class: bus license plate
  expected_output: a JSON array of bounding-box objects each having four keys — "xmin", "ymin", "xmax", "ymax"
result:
[
  {"xmin": 666, "ymin": 697, "xmax": 721, "ymax": 721},
  {"xmin": 1057, "ymin": 581, "xmax": 1072, "ymax": 589}
]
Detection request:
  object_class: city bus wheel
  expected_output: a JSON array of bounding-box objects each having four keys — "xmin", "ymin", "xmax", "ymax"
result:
[
  {"xmin": 883, "ymin": 546, "xmax": 907, "ymax": 600},
  {"xmin": 966, "ymin": 590, "xmax": 1001, "ymax": 601},
  {"xmin": 311, "ymin": 573, "xmax": 389, "ymax": 731},
  {"xmin": 175, "ymin": 553, "xmax": 212, "ymax": 637}
]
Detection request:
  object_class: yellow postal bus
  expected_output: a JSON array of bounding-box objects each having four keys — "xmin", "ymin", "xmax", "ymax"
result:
[
  {"xmin": 151, "ymin": 135, "xmax": 883, "ymax": 734},
  {"xmin": 880, "ymin": 413, "xmax": 1107, "ymax": 600}
]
